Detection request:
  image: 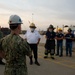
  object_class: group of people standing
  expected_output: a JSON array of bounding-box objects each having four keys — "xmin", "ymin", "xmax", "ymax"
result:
[
  {"xmin": 44, "ymin": 25, "xmax": 74, "ymax": 59},
  {"xmin": 0, "ymin": 14, "xmax": 74, "ymax": 75}
]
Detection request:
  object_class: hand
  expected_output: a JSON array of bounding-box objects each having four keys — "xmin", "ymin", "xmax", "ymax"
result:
[{"xmin": 37, "ymin": 42, "xmax": 39, "ymax": 45}]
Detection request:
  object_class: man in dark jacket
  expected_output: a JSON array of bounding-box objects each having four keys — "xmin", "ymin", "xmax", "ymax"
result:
[
  {"xmin": 65, "ymin": 28, "xmax": 74, "ymax": 57},
  {"xmin": 44, "ymin": 24, "xmax": 56, "ymax": 59}
]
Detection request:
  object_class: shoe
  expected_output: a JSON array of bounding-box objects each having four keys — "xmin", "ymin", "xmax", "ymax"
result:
[
  {"xmin": 30, "ymin": 60, "xmax": 33, "ymax": 65},
  {"xmin": 59, "ymin": 55, "xmax": 63, "ymax": 57},
  {"xmin": 66, "ymin": 54, "xmax": 68, "ymax": 56},
  {"xmin": 69, "ymin": 55, "xmax": 72, "ymax": 57},
  {"xmin": 0, "ymin": 61, "xmax": 5, "ymax": 65},
  {"xmin": 56, "ymin": 54, "xmax": 59, "ymax": 56},
  {"xmin": 35, "ymin": 61, "xmax": 40, "ymax": 66},
  {"xmin": 44, "ymin": 56, "xmax": 48, "ymax": 58},
  {"xmin": 51, "ymin": 57, "xmax": 55, "ymax": 59}
]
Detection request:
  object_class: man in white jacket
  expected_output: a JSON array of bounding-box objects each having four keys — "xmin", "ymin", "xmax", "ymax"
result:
[{"xmin": 24, "ymin": 23, "xmax": 41, "ymax": 66}]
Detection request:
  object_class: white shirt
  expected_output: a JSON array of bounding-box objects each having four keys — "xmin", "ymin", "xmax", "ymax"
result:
[{"xmin": 24, "ymin": 30, "xmax": 41, "ymax": 44}]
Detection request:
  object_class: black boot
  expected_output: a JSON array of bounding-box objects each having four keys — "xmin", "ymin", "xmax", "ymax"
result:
[
  {"xmin": 35, "ymin": 59, "xmax": 40, "ymax": 66},
  {"xmin": 50, "ymin": 55, "xmax": 55, "ymax": 60},
  {"xmin": 44, "ymin": 56, "xmax": 48, "ymax": 58}
]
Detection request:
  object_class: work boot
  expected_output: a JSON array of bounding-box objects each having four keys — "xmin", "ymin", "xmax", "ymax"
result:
[
  {"xmin": 50, "ymin": 54, "xmax": 55, "ymax": 59},
  {"xmin": 44, "ymin": 56, "xmax": 48, "ymax": 58},
  {"xmin": 69, "ymin": 54, "xmax": 72, "ymax": 57},
  {"xmin": 50, "ymin": 55, "xmax": 55, "ymax": 59},
  {"xmin": 56, "ymin": 54, "xmax": 59, "ymax": 56},
  {"xmin": 59, "ymin": 55, "xmax": 63, "ymax": 57},
  {"xmin": 35, "ymin": 61, "xmax": 40, "ymax": 66},
  {"xmin": 66, "ymin": 54, "xmax": 68, "ymax": 56}
]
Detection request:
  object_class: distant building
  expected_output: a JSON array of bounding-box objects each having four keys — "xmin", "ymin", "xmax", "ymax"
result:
[
  {"xmin": 1, "ymin": 27, "xmax": 10, "ymax": 37},
  {"xmin": 70, "ymin": 25, "xmax": 75, "ymax": 34}
]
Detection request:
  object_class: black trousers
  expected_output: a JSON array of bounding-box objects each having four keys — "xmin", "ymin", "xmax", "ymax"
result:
[
  {"xmin": 29, "ymin": 44, "xmax": 38, "ymax": 61},
  {"xmin": 45, "ymin": 40, "xmax": 55, "ymax": 55}
]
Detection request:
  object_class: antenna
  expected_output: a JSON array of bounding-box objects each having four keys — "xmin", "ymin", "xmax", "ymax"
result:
[{"xmin": 32, "ymin": 13, "xmax": 34, "ymax": 23}]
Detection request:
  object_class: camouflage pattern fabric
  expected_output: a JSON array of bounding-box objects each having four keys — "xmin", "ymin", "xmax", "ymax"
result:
[
  {"xmin": 0, "ymin": 30, "xmax": 3, "ymax": 58},
  {"xmin": 0, "ymin": 30, "xmax": 3, "ymax": 39},
  {"xmin": 0, "ymin": 33, "xmax": 31, "ymax": 75}
]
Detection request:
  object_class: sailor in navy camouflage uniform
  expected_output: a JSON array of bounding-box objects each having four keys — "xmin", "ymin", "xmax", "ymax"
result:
[{"xmin": 0, "ymin": 15, "xmax": 31, "ymax": 75}]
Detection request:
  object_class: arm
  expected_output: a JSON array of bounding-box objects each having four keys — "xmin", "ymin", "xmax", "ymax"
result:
[
  {"xmin": 56, "ymin": 37, "xmax": 64, "ymax": 40},
  {"xmin": 37, "ymin": 31, "xmax": 41, "ymax": 45},
  {"xmin": 71, "ymin": 34, "xmax": 75, "ymax": 40},
  {"xmin": 0, "ymin": 38, "xmax": 5, "ymax": 58},
  {"xmin": 0, "ymin": 31, "xmax": 3, "ymax": 39},
  {"xmin": 0, "ymin": 38, "xmax": 4, "ymax": 51},
  {"xmin": 45, "ymin": 32, "xmax": 49, "ymax": 39},
  {"xmin": 19, "ymin": 39, "xmax": 32, "ymax": 57},
  {"xmin": 37, "ymin": 38, "xmax": 40, "ymax": 45}
]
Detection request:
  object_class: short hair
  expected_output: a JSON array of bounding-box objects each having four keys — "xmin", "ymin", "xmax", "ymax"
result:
[{"xmin": 9, "ymin": 24, "xmax": 20, "ymax": 30}]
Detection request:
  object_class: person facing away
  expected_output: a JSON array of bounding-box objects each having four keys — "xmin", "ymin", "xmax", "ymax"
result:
[
  {"xmin": 65, "ymin": 28, "xmax": 74, "ymax": 57},
  {"xmin": 24, "ymin": 23, "xmax": 41, "ymax": 66},
  {"xmin": 0, "ymin": 15, "xmax": 31, "ymax": 75},
  {"xmin": 0, "ymin": 26, "xmax": 5, "ymax": 65},
  {"xmin": 44, "ymin": 24, "xmax": 56, "ymax": 59},
  {"xmin": 56, "ymin": 28, "xmax": 64, "ymax": 57}
]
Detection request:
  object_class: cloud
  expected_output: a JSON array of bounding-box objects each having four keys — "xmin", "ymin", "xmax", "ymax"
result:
[{"xmin": 0, "ymin": 0, "xmax": 75, "ymax": 30}]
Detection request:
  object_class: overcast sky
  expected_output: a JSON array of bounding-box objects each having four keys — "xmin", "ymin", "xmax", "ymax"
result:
[{"xmin": 0, "ymin": 0, "xmax": 75, "ymax": 30}]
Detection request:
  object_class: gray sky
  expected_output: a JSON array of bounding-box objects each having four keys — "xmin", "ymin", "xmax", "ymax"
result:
[{"xmin": 0, "ymin": 0, "xmax": 75, "ymax": 30}]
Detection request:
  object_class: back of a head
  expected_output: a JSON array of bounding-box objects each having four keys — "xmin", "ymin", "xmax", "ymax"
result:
[
  {"xmin": 68, "ymin": 28, "xmax": 72, "ymax": 32},
  {"xmin": 8, "ymin": 15, "xmax": 23, "ymax": 30},
  {"xmin": 48, "ymin": 24, "xmax": 55, "ymax": 30},
  {"xmin": 49, "ymin": 24, "xmax": 53, "ymax": 28}
]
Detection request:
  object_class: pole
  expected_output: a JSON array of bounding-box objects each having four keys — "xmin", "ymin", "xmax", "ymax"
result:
[
  {"xmin": 32, "ymin": 13, "xmax": 34, "ymax": 23},
  {"xmin": 57, "ymin": 26, "xmax": 58, "ymax": 32},
  {"xmin": 62, "ymin": 25, "xmax": 64, "ymax": 32}
]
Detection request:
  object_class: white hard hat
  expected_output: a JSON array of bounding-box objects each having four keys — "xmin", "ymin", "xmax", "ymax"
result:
[{"xmin": 8, "ymin": 15, "xmax": 23, "ymax": 24}]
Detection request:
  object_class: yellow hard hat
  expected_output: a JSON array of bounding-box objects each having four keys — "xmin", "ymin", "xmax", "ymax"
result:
[{"xmin": 58, "ymin": 28, "xmax": 62, "ymax": 31}]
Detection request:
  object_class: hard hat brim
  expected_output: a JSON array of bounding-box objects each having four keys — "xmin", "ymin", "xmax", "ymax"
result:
[
  {"xmin": 49, "ymin": 27, "xmax": 55, "ymax": 29},
  {"xmin": 29, "ymin": 26, "xmax": 36, "ymax": 28}
]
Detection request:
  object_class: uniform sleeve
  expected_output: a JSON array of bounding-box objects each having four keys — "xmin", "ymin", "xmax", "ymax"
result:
[
  {"xmin": 46, "ymin": 32, "xmax": 47, "ymax": 36},
  {"xmin": 0, "ymin": 31, "xmax": 3, "ymax": 39},
  {"xmin": 0, "ymin": 38, "xmax": 4, "ymax": 51},
  {"xmin": 19, "ymin": 39, "xmax": 31, "ymax": 56}
]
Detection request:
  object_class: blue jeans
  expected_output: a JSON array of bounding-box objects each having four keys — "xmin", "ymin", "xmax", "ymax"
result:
[
  {"xmin": 57, "ymin": 42, "xmax": 63, "ymax": 56},
  {"xmin": 66, "ymin": 42, "xmax": 72, "ymax": 56}
]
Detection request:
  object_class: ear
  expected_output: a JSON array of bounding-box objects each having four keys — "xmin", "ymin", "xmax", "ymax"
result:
[{"xmin": 17, "ymin": 25, "xmax": 21, "ymax": 29}]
